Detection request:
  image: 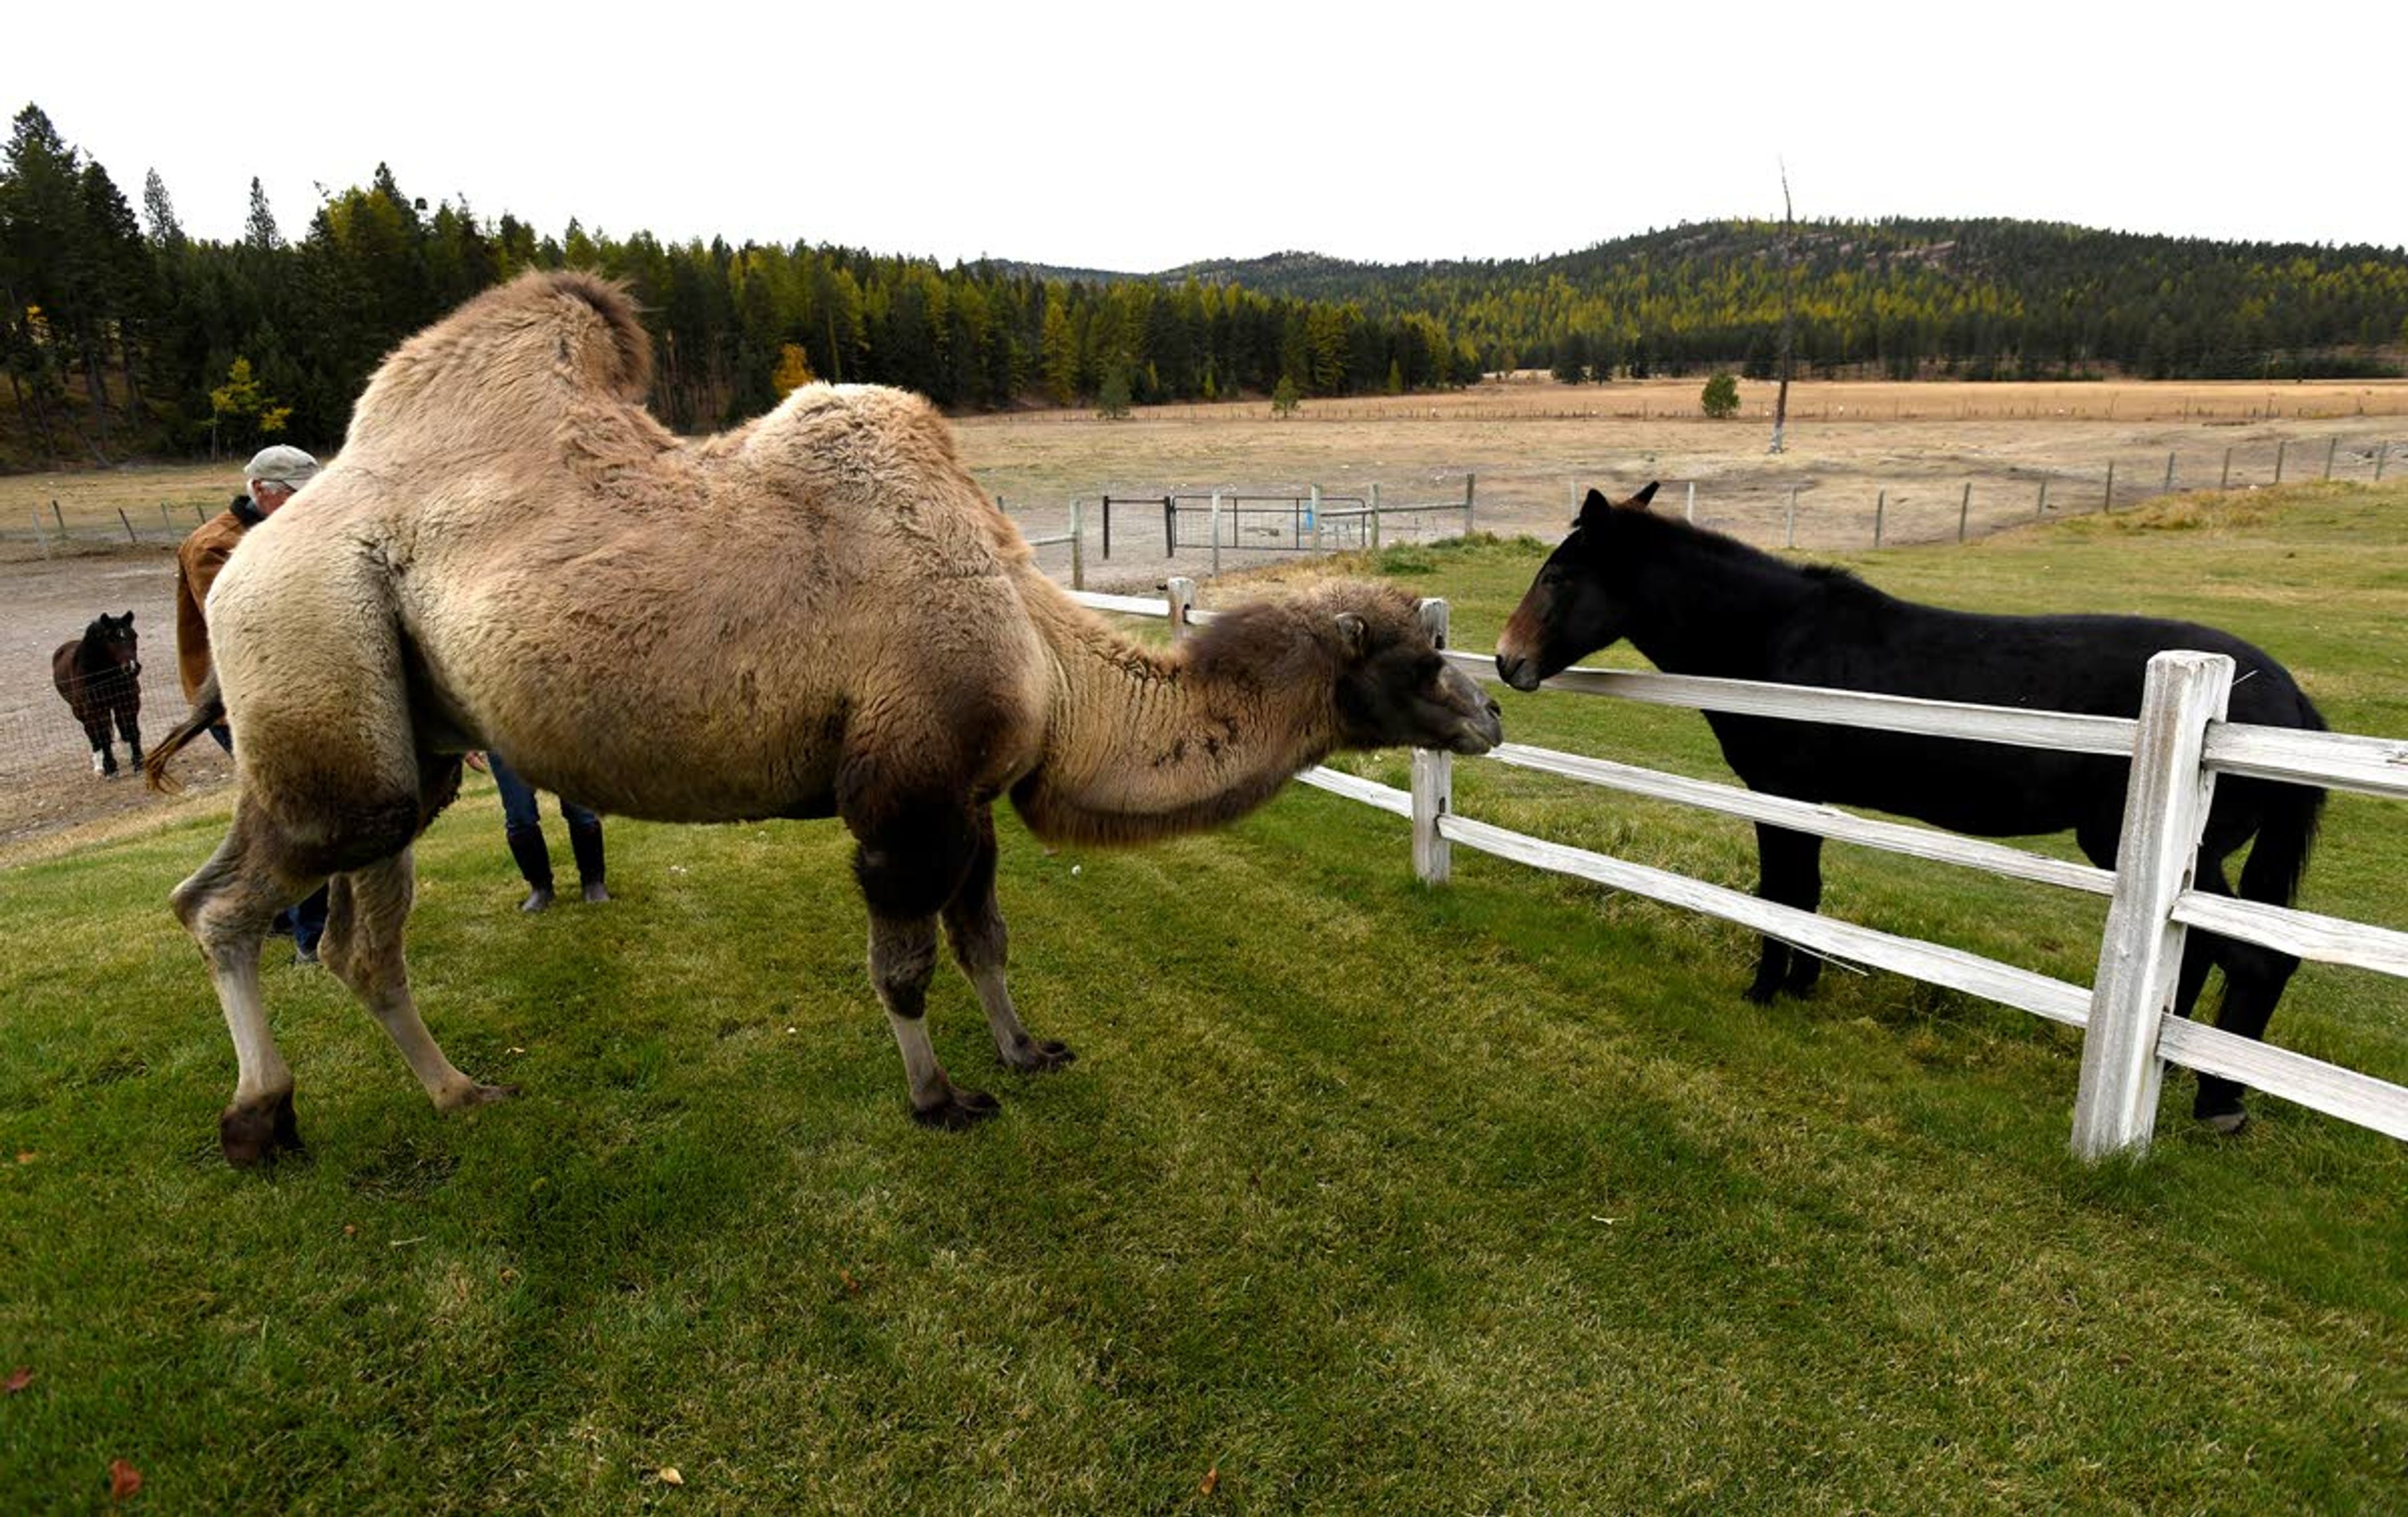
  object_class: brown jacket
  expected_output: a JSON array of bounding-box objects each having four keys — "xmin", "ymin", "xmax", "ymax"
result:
[{"xmin": 175, "ymin": 499, "xmax": 263, "ymax": 702}]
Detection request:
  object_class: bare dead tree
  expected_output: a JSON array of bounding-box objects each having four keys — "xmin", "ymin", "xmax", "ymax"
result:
[{"xmin": 1770, "ymin": 161, "xmax": 1796, "ymax": 455}]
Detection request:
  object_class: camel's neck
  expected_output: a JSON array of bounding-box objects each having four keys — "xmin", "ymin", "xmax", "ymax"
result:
[{"xmin": 1011, "ymin": 578, "xmax": 1341, "ymax": 847}]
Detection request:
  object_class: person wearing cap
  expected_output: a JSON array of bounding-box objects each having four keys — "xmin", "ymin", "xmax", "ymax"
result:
[{"xmin": 173, "ymin": 443, "xmax": 330, "ymax": 962}]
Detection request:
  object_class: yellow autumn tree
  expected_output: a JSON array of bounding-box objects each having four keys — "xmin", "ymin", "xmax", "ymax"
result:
[{"xmin": 771, "ymin": 342, "xmax": 816, "ymax": 398}]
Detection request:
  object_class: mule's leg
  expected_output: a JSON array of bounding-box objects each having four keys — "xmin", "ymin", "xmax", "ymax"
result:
[
  {"xmin": 1746, "ymin": 824, "xmax": 1825, "ymax": 1003},
  {"xmin": 322, "ymin": 850, "xmax": 516, "ymax": 1114},
  {"xmin": 943, "ymin": 805, "xmax": 1074, "ymax": 1074},
  {"xmin": 171, "ymin": 801, "xmax": 317, "ymax": 1165},
  {"xmin": 852, "ymin": 802, "xmax": 997, "ymax": 1128}
]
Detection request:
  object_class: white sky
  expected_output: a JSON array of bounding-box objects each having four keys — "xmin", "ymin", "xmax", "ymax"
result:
[{"xmin": 9, "ymin": 1, "xmax": 2404, "ymax": 272}]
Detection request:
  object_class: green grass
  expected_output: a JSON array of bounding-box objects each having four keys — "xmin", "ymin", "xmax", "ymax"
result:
[{"xmin": 3, "ymin": 486, "xmax": 2404, "ymax": 1511}]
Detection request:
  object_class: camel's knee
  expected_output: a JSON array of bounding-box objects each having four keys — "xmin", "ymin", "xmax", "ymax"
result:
[{"xmin": 868, "ymin": 916, "xmax": 941, "ymax": 1018}]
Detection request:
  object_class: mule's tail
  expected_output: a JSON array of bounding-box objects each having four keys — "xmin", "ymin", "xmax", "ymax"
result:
[
  {"xmin": 144, "ymin": 673, "xmax": 224, "ymax": 794},
  {"xmin": 2237, "ymin": 697, "xmax": 2326, "ymax": 909}
]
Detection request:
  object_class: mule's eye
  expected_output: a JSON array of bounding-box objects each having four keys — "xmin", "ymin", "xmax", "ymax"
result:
[{"xmin": 1418, "ymin": 655, "xmax": 1444, "ymax": 684}]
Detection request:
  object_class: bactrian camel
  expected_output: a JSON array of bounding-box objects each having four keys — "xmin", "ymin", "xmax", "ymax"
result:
[{"xmin": 149, "ymin": 270, "xmax": 1502, "ymax": 1166}]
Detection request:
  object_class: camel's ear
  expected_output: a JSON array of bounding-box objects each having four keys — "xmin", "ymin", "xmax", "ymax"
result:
[
  {"xmin": 1627, "ymin": 481, "xmax": 1661, "ymax": 510},
  {"xmin": 1333, "ymin": 612, "xmax": 1370, "ymax": 662}
]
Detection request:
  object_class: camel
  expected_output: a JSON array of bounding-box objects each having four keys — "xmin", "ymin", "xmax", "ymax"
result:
[{"xmin": 147, "ymin": 270, "xmax": 1502, "ymax": 1166}]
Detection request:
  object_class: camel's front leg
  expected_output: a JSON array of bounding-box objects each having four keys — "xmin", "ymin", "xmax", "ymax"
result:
[
  {"xmin": 872, "ymin": 912, "xmax": 1000, "ymax": 1128},
  {"xmin": 322, "ymin": 850, "xmax": 517, "ymax": 1114},
  {"xmin": 943, "ymin": 808, "xmax": 1074, "ymax": 1074}
]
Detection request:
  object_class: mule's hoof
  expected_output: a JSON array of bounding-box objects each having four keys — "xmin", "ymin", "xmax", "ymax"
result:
[
  {"xmin": 1741, "ymin": 981, "xmax": 1782, "ymax": 1007},
  {"xmin": 220, "ymin": 1091, "xmax": 305, "ymax": 1168},
  {"xmin": 1004, "ymin": 1038, "xmax": 1077, "ymax": 1073},
  {"xmin": 2199, "ymin": 1109, "xmax": 2249, "ymax": 1136},
  {"xmin": 911, "ymin": 1088, "xmax": 1001, "ymax": 1131}
]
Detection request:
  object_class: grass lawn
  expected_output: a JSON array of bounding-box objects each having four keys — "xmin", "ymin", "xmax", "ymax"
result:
[{"xmin": 2, "ymin": 485, "xmax": 2402, "ymax": 1511}]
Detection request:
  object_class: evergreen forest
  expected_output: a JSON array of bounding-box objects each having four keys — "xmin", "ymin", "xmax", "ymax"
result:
[{"xmin": 4, "ymin": 102, "xmax": 2404, "ymax": 468}]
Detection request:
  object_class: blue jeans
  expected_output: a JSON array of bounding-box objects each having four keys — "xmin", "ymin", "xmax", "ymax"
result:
[{"xmin": 488, "ymin": 752, "xmax": 600, "ymax": 832}]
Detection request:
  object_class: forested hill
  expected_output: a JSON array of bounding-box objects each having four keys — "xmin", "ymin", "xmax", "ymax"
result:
[
  {"xmin": 1145, "ymin": 221, "xmax": 2408, "ymax": 383},
  {"xmin": 7, "ymin": 90, "xmax": 2407, "ymax": 470}
]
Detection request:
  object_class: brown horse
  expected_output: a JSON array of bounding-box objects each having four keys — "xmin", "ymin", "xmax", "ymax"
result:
[
  {"xmin": 147, "ymin": 271, "xmax": 1501, "ymax": 1165},
  {"xmin": 52, "ymin": 611, "xmax": 144, "ymax": 779}
]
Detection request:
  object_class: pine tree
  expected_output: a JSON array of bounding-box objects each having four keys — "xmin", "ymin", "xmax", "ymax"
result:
[
  {"xmin": 140, "ymin": 168, "xmax": 184, "ymax": 246},
  {"xmin": 244, "ymin": 177, "xmax": 281, "ymax": 251}
]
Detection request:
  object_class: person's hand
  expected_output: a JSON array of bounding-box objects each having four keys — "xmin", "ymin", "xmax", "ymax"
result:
[{"xmin": 464, "ymin": 751, "xmax": 489, "ymax": 774}]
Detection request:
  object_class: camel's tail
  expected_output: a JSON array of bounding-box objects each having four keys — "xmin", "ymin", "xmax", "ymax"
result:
[{"xmin": 144, "ymin": 674, "xmax": 224, "ymax": 794}]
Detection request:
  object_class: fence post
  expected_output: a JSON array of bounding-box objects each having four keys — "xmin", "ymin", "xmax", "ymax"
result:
[
  {"xmin": 31, "ymin": 508, "xmax": 51, "ymax": 559},
  {"xmin": 2103, "ymin": 460, "xmax": 2115, "ymax": 513},
  {"xmin": 2071, "ymin": 650, "xmax": 2234, "ymax": 1161},
  {"xmin": 195, "ymin": 502, "xmax": 207, "ymax": 522},
  {"xmin": 2379, "ymin": 441, "xmax": 2390, "ymax": 482},
  {"xmin": 159, "ymin": 502, "xmax": 172, "ymax": 532},
  {"xmin": 1412, "ymin": 598, "xmax": 1454, "ymax": 885},
  {"xmin": 1311, "ymin": 485, "xmax": 1324, "ymax": 555},
  {"xmin": 2324, "ymin": 436, "xmax": 2337, "ymax": 481},
  {"xmin": 1102, "ymin": 495, "xmax": 1113, "ymax": 560},
  {"xmin": 1163, "ymin": 495, "xmax": 1176, "ymax": 558},
  {"xmin": 1208, "ymin": 490, "xmax": 1223, "ymax": 578},
  {"xmin": 1684, "ymin": 481, "xmax": 1696, "ymax": 524},
  {"xmin": 1874, "ymin": 490, "xmax": 1886, "ymax": 547},
  {"xmin": 1069, "ymin": 498, "xmax": 1085, "ymax": 590},
  {"xmin": 53, "ymin": 500, "xmax": 67, "ymax": 537},
  {"xmin": 2274, "ymin": 439, "xmax": 2286, "ymax": 484},
  {"xmin": 2036, "ymin": 478, "xmax": 2049, "ymax": 517},
  {"xmin": 1957, "ymin": 481, "xmax": 1971, "ymax": 542},
  {"xmin": 2221, "ymin": 447, "xmax": 2232, "ymax": 490},
  {"xmin": 1463, "ymin": 472, "xmax": 1476, "ymax": 536},
  {"xmin": 1369, "ymin": 482, "xmax": 1381, "ymax": 551},
  {"xmin": 1165, "ymin": 576, "xmax": 1195, "ymax": 643},
  {"xmin": 1785, "ymin": 486, "xmax": 1798, "ymax": 549},
  {"xmin": 118, "ymin": 507, "xmax": 137, "ymax": 544},
  {"xmin": 2163, "ymin": 451, "xmax": 2177, "ymax": 494}
]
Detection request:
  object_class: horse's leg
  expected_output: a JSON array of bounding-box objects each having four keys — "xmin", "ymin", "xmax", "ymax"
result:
[
  {"xmin": 80, "ymin": 710, "xmax": 116, "ymax": 777},
  {"xmin": 116, "ymin": 698, "xmax": 142, "ymax": 769},
  {"xmin": 322, "ymin": 850, "xmax": 516, "ymax": 1114},
  {"xmin": 943, "ymin": 804, "xmax": 1073, "ymax": 1074},
  {"xmin": 1746, "ymin": 823, "xmax": 1825, "ymax": 1003},
  {"xmin": 851, "ymin": 800, "xmax": 996, "ymax": 1128},
  {"xmin": 169, "ymin": 799, "xmax": 319, "ymax": 1165}
]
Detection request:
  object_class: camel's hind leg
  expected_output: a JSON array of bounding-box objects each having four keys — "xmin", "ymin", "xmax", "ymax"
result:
[
  {"xmin": 170, "ymin": 798, "xmax": 322, "ymax": 1165},
  {"xmin": 321, "ymin": 850, "xmax": 516, "ymax": 1114},
  {"xmin": 943, "ymin": 805, "xmax": 1073, "ymax": 1074}
]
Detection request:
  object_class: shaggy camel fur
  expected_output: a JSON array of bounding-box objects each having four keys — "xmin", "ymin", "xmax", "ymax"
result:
[{"xmin": 149, "ymin": 270, "xmax": 1501, "ymax": 1165}]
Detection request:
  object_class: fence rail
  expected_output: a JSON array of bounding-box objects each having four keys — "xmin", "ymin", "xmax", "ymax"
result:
[{"xmin": 1068, "ymin": 583, "xmax": 2408, "ymax": 1158}]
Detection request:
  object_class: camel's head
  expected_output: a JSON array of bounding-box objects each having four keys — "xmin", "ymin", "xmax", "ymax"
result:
[{"xmin": 1307, "ymin": 581, "xmax": 1502, "ymax": 756}]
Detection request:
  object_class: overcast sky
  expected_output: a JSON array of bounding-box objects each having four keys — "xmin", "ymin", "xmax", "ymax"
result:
[{"xmin": 10, "ymin": 1, "xmax": 2404, "ymax": 272}]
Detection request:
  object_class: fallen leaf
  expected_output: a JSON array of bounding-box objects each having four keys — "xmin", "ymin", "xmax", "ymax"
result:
[
  {"xmin": 838, "ymin": 1269, "xmax": 861, "ymax": 1297},
  {"xmin": 342, "ymin": 1224, "xmax": 357, "ymax": 1237},
  {"xmin": 108, "ymin": 1459, "xmax": 143, "ymax": 1501},
  {"xmin": 4, "ymin": 1366, "xmax": 31, "ymax": 1394},
  {"xmin": 16, "ymin": 1151, "xmax": 34, "ymax": 1164},
  {"xmin": 658, "ymin": 1466, "xmax": 684, "ymax": 1486},
  {"xmin": 1200, "ymin": 1465, "xmax": 1220, "ymax": 1496}
]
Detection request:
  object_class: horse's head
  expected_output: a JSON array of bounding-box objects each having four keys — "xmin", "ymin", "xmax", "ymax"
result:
[
  {"xmin": 1495, "ymin": 484, "xmax": 1657, "ymax": 691},
  {"xmin": 83, "ymin": 611, "xmax": 139, "ymax": 674}
]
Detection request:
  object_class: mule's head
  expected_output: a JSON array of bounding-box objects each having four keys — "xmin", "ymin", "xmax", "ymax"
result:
[
  {"xmin": 1494, "ymin": 484, "xmax": 1656, "ymax": 691},
  {"xmin": 1276, "ymin": 581, "xmax": 1502, "ymax": 755},
  {"xmin": 83, "ymin": 611, "xmax": 139, "ymax": 672}
]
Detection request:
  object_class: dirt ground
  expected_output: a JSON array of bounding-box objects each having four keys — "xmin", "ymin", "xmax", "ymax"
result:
[{"xmin": 4, "ymin": 377, "xmax": 2404, "ymax": 851}]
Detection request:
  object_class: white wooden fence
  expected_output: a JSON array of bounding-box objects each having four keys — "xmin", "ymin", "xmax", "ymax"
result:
[{"xmin": 1070, "ymin": 581, "xmax": 2408, "ymax": 1159}]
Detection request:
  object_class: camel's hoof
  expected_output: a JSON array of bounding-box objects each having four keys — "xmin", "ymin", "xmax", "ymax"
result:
[
  {"xmin": 1004, "ymin": 1038, "xmax": 1077, "ymax": 1074},
  {"xmin": 2199, "ymin": 1109, "xmax": 2249, "ymax": 1136},
  {"xmin": 463, "ymin": 1082, "xmax": 521, "ymax": 1109},
  {"xmin": 911, "ymin": 1088, "xmax": 1001, "ymax": 1131},
  {"xmin": 221, "ymin": 1091, "xmax": 305, "ymax": 1168}
]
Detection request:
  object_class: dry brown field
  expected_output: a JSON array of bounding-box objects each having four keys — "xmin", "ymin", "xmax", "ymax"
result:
[{"xmin": 4, "ymin": 377, "xmax": 2405, "ymax": 848}]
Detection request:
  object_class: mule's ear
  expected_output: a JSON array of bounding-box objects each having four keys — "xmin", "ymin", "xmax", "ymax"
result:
[
  {"xmin": 1576, "ymin": 488, "xmax": 1614, "ymax": 529},
  {"xmin": 1333, "ymin": 612, "xmax": 1370, "ymax": 662},
  {"xmin": 120, "ymin": 610, "xmax": 135, "ymax": 623},
  {"xmin": 1627, "ymin": 481, "xmax": 1661, "ymax": 510}
]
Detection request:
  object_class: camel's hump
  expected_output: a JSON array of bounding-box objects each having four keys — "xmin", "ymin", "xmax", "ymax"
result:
[{"xmin": 344, "ymin": 270, "xmax": 656, "ymax": 447}]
